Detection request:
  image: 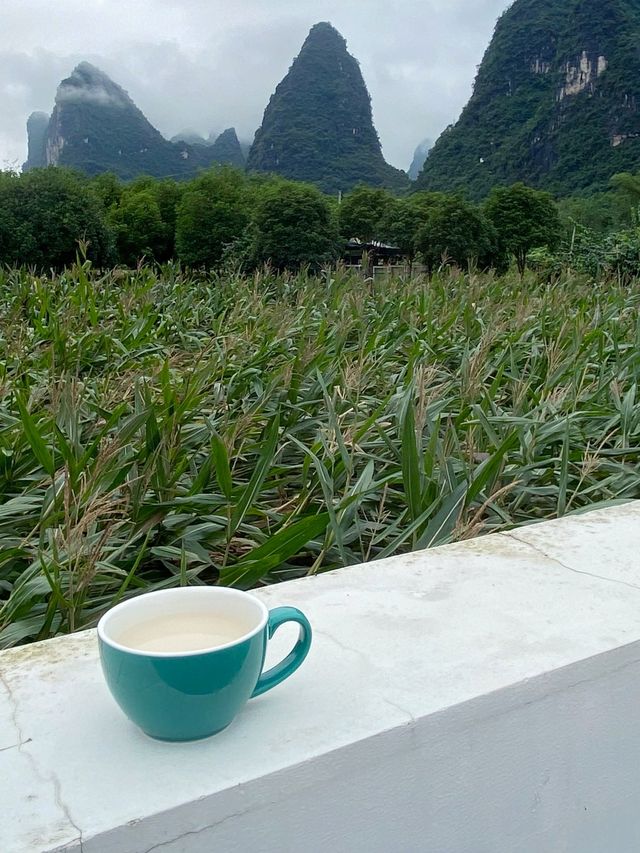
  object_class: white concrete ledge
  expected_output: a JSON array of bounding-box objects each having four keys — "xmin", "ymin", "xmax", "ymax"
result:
[{"xmin": 2, "ymin": 503, "xmax": 640, "ymax": 852}]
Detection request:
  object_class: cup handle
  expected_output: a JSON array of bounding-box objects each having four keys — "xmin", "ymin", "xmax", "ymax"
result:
[{"xmin": 252, "ymin": 606, "xmax": 312, "ymax": 698}]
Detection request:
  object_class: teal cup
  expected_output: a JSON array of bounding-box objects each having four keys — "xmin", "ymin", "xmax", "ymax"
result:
[{"xmin": 97, "ymin": 587, "xmax": 312, "ymax": 741}]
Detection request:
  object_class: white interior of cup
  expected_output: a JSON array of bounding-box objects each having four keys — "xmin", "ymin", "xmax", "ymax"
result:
[{"xmin": 97, "ymin": 587, "xmax": 268, "ymax": 657}]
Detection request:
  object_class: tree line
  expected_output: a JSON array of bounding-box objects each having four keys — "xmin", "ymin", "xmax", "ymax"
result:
[{"xmin": 0, "ymin": 164, "xmax": 609, "ymax": 275}]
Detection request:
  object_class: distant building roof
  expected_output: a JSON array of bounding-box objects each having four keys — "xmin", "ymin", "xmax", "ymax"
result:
[{"xmin": 345, "ymin": 238, "xmax": 401, "ymax": 251}]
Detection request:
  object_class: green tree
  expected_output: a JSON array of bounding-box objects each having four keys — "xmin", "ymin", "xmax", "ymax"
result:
[
  {"xmin": 129, "ymin": 177, "xmax": 183, "ymax": 257},
  {"xmin": 252, "ymin": 180, "xmax": 339, "ymax": 271},
  {"xmin": 176, "ymin": 168, "xmax": 249, "ymax": 268},
  {"xmin": 108, "ymin": 177, "xmax": 182, "ymax": 265},
  {"xmin": 90, "ymin": 172, "xmax": 123, "ymax": 210},
  {"xmin": 484, "ymin": 183, "xmax": 560, "ymax": 275},
  {"xmin": 377, "ymin": 192, "xmax": 450, "ymax": 271},
  {"xmin": 602, "ymin": 227, "xmax": 640, "ymax": 282},
  {"xmin": 608, "ymin": 172, "xmax": 640, "ymax": 226},
  {"xmin": 109, "ymin": 189, "xmax": 166, "ymax": 266},
  {"xmin": 416, "ymin": 196, "xmax": 495, "ymax": 275},
  {"xmin": 380, "ymin": 199, "xmax": 423, "ymax": 270},
  {"xmin": 0, "ymin": 167, "xmax": 113, "ymax": 269},
  {"xmin": 148, "ymin": 179, "xmax": 183, "ymax": 259},
  {"xmin": 408, "ymin": 191, "xmax": 450, "ymax": 220},
  {"xmin": 557, "ymin": 192, "xmax": 631, "ymax": 236},
  {"xmin": 610, "ymin": 172, "xmax": 640, "ymax": 204},
  {"xmin": 338, "ymin": 186, "xmax": 395, "ymax": 242}
]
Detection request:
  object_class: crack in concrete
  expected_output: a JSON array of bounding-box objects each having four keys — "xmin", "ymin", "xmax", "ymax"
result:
[
  {"xmin": 0, "ymin": 738, "xmax": 31, "ymax": 753},
  {"xmin": 0, "ymin": 665, "xmax": 24, "ymax": 748},
  {"xmin": 0, "ymin": 665, "xmax": 84, "ymax": 851},
  {"xmin": 51, "ymin": 770, "xmax": 84, "ymax": 853},
  {"xmin": 313, "ymin": 628, "xmax": 372, "ymax": 665},
  {"xmin": 383, "ymin": 697, "xmax": 415, "ymax": 724},
  {"xmin": 140, "ymin": 808, "xmax": 251, "ymax": 853},
  {"xmin": 504, "ymin": 531, "xmax": 640, "ymax": 593}
]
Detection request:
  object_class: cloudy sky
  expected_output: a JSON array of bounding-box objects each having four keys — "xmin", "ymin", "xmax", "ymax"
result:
[{"xmin": 1, "ymin": 0, "xmax": 512, "ymax": 171}]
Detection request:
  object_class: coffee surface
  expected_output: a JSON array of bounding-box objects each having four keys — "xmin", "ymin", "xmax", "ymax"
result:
[{"xmin": 116, "ymin": 613, "xmax": 247, "ymax": 653}]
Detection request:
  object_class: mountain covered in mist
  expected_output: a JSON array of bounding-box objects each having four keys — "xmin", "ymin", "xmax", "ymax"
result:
[
  {"xmin": 208, "ymin": 128, "xmax": 245, "ymax": 168},
  {"xmin": 24, "ymin": 111, "xmax": 50, "ymax": 170},
  {"xmin": 247, "ymin": 23, "xmax": 408, "ymax": 193},
  {"xmin": 170, "ymin": 130, "xmax": 208, "ymax": 146},
  {"xmin": 407, "ymin": 138, "xmax": 433, "ymax": 181},
  {"xmin": 23, "ymin": 63, "xmax": 243, "ymax": 179},
  {"xmin": 170, "ymin": 127, "xmax": 245, "ymax": 167},
  {"xmin": 416, "ymin": 0, "xmax": 640, "ymax": 198}
]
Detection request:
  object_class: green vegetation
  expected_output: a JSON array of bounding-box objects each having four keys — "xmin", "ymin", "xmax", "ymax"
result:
[
  {"xmin": 0, "ymin": 166, "xmax": 344, "ymax": 272},
  {"xmin": 175, "ymin": 169, "xmax": 249, "ymax": 268},
  {"xmin": 339, "ymin": 184, "xmax": 562, "ymax": 276},
  {"xmin": 110, "ymin": 177, "xmax": 181, "ymax": 266},
  {"xmin": 251, "ymin": 180, "xmax": 340, "ymax": 270},
  {"xmin": 0, "ymin": 168, "xmax": 114, "ymax": 268},
  {"xmin": 1, "ymin": 262, "xmax": 639, "ymax": 647},
  {"xmin": 417, "ymin": 0, "xmax": 640, "ymax": 199},
  {"xmin": 485, "ymin": 183, "xmax": 560, "ymax": 275},
  {"xmin": 247, "ymin": 23, "xmax": 408, "ymax": 194},
  {"xmin": 416, "ymin": 196, "xmax": 496, "ymax": 275},
  {"xmin": 4, "ymin": 164, "xmax": 640, "ymax": 277},
  {"xmin": 339, "ymin": 186, "xmax": 394, "ymax": 242},
  {"xmin": 381, "ymin": 199, "xmax": 424, "ymax": 270},
  {"xmin": 1, "ymin": 162, "xmax": 640, "ymax": 648},
  {"xmin": 4, "ymin": 163, "xmax": 640, "ymax": 281}
]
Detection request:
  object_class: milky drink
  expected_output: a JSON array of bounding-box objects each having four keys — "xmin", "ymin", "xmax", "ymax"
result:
[{"xmin": 116, "ymin": 613, "xmax": 245, "ymax": 653}]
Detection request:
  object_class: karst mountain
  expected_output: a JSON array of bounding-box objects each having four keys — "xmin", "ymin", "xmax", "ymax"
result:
[
  {"xmin": 415, "ymin": 0, "xmax": 640, "ymax": 198},
  {"xmin": 23, "ymin": 63, "xmax": 243, "ymax": 179},
  {"xmin": 246, "ymin": 22, "xmax": 408, "ymax": 193}
]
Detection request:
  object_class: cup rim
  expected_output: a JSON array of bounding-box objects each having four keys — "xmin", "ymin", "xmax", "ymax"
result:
[{"xmin": 97, "ymin": 587, "xmax": 269, "ymax": 658}]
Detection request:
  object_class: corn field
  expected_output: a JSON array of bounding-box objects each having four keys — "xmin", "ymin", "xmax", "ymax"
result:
[{"xmin": 1, "ymin": 261, "xmax": 640, "ymax": 647}]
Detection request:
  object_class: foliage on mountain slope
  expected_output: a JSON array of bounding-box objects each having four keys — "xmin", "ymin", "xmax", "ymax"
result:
[{"xmin": 417, "ymin": 0, "xmax": 640, "ymax": 199}]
